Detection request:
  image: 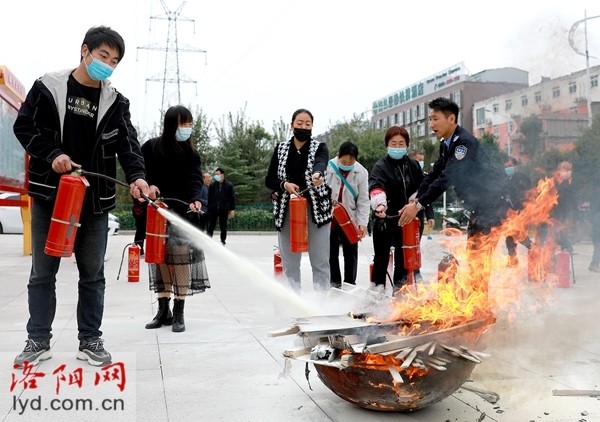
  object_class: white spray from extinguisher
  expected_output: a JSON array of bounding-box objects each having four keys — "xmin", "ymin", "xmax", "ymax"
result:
[{"xmin": 152, "ymin": 206, "xmax": 320, "ymax": 317}]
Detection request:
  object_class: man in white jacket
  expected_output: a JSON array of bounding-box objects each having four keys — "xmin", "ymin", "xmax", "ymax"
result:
[{"xmin": 326, "ymin": 141, "xmax": 370, "ymax": 287}]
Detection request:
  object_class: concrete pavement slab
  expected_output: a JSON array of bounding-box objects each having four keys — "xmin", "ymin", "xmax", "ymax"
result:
[{"xmin": 1, "ymin": 231, "xmax": 599, "ymax": 422}]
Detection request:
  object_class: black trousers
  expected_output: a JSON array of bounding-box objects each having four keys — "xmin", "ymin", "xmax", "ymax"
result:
[
  {"xmin": 371, "ymin": 217, "xmax": 407, "ymax": 287},
  {"xmin": 329, "ymin": 224, "xmax": 358, "ymax": 286},
  {"xmin": 207, "ymin": 210, "xmax": 229, "ymax": 242}
]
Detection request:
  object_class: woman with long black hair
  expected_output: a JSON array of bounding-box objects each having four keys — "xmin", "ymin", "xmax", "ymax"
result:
[{"xmin": 141, "ymin": 105, "xmax": 210, "ymax": 332}]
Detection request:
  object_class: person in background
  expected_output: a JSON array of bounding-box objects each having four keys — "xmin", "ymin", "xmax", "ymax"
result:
[
  {"xmin": 551, "ymin": 161, "xmax": 577, "ymax": 252},
  {"xmin": 198, "ymin": 172, "xmax": 211, "ymax": 232},
  {"xmin": 207, "ymin": 167, "xmax": 235, "ymax": 245},
  {"xmin": 13, "ymin": 26, "xmax": 150, "ymax": 367},
  {"xmin": 369, "ymin": 126, "xmax": 425, "ymax": 292},
  {"xmin": 142, "ymin": 105, "xmax": 210, "ymax": 333},
  {"xmin": 265, "ymin": 108, "xmax": 332, "ymax": 292},
  {"xmin": 132, "ymin": 196, "xmax": 147, "ymax": 254},
  {"xmin": 326, "ymin": 141, "xmax": 370, "ymax": 288},
  {"xmin": 399, "ymin": 97, "xmax": 509, "ymax": 294},
  {"xmin": 503, "ymin": 157, "xmax": 533, "ymax": 267}
]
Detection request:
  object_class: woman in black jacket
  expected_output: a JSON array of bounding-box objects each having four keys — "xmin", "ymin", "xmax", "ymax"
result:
[
  {"xmin": 265, "ymin": 108, "xmax": 332, "ymax": 292},
  {"xmin": 369, "ymin": 126, "xmax": 424, "ymax": 292},
  {"xmin": 142, "ymin": 105, "xmax": 210, "ymax": 332}
]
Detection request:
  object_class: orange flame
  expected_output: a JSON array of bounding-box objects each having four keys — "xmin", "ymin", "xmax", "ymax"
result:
[{"xmin": 378, "ymin": 177, "xmax": 560, "ymax": 330}]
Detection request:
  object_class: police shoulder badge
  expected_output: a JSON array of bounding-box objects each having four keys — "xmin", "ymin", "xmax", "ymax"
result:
[{"xmin": 454, "ymin": 145, "xmax": 467, "ymax": 160}]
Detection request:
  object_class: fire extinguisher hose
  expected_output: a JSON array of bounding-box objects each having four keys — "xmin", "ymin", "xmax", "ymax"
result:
[
  {"xmin": 117, "ymin": 242, "xmax": 135, "ymax": 280},
  {"xmin": 76, "ymin": 169, "xmax": 201, "ymax": 214}
]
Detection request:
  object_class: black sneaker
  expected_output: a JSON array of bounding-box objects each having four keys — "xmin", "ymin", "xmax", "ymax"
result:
[
  {"xmin": 77, "ymin": 338, "xmax": 112, "ymax": 367},
  {"xmin": 14, "ymin": 339, "xmax": 52, "ymax": 367}
]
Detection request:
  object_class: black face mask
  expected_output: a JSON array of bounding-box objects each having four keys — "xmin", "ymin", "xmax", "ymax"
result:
[{"xmin": 293, "ymin": 128, "xmax": 312, "ymax": 142}]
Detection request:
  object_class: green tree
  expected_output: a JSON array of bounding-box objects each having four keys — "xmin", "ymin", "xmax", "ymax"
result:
[
  {"xmin": 191, "ymin": 107, "xmax": 217, "ymax": 172},
  {"xmin": 214, "ymin": 109, "xmax": 274, "ymax": 205},
  {"xmin": 479, "ymin": 132, "xmax": 507, "ymax": 171},
  {"xmin": 573, "ymin": 113, "xmax": 600, "ymax": 201},
  {"xmin": 323, "ymin": 115, "xmax": 386, "ymax": 173},
  {"xmin": 519, "ymin": 114, "xmax": 543, "ymax": 162}
]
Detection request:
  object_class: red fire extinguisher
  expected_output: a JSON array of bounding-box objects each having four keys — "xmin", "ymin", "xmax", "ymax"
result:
[
  {"xmin": 273, "ymin": 247, "xmax": 283, "ymax": 278},
  {"xmin": 145, "ymin": 201, "xmax": 169, "ymax": 264},
  {"xmin": 332, "ymin": 202, "xmax": 361, "ymax": 244},
  {"xmin": 402, "ymin": 217, "xmax": 421, "ymax": 285},
  {"xmin": 289, "ymin": 194, "xmax": 308, "ymax": 253},
  {"xmin": 555, "ymin": 249, "xmax": 572, "ymax": 288},
  {"xmin": 128, "ymin": 243, "xmax": 141, "ymax": 282},
  {"xmin": 45, "ymin": 173, "xmax": 90, "ymax": 257}
]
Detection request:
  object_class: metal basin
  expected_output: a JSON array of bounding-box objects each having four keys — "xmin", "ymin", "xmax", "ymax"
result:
[
  {"xmin": 314, "ymin": 353, "xmax": 477, "ymax": 411},
  {"xmin": 277, "ymin": 312, "xmax": 493, "ymax": 412}
]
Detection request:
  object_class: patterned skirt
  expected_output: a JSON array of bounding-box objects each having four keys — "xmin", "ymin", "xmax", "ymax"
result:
[{"xmin": 148, "ymin": 223, "xmax": 210, "ymax": 296}]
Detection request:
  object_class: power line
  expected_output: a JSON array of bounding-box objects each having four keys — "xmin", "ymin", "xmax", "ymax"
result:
[{"xmin": 137, "ymin": 0, "xmax": 207, "ymax": 118}]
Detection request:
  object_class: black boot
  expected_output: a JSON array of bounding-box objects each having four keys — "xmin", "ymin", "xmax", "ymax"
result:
[
  {"xmin": 145, "ymin": 297, "xmax": 173, "ymax": 329},
  {"xmin": 172, "ymin": 299, "xmax": 186, "ymax": 332}
]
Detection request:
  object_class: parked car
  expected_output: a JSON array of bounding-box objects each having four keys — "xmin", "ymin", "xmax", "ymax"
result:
[
  {"xmin": 108, "ymin": 213, "xmax": 120, "ymax": 236},
  {"xmin": 0, "ymin": 192, "xmax": 120, "ymax": 235},
  {"xmin": 0, "ymin": 192, "xmax": 22, "ymax": 234}
]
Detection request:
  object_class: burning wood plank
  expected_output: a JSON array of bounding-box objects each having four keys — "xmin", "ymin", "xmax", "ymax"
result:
[
  {"xmin": 340, "ymin": 354, "xmax": 355, "ymax": 368},
  {"xmin": 387, "ymin": 362, "xmax": 404, "ymax": 384},
  {"xmin": 400, "ymin": 349, "xmax": 419, "ymax": 369},
  {"xmin": 552, "ymin": 389, "xmax": 600, "ymax": 397},
  {"xmin": 364, "ymin": 319, "xmax": 490, "ymax": 355},
  {"xmin": 441, "ymin": 345, "xmax": 481, "ymax": 363},
  {"xmin": 268, "ymin": 325, "xmax": 300, "ymax": 337},
  {"xmin": 283, "ymin": 346, "xmax": 312, "ymax": 358}
]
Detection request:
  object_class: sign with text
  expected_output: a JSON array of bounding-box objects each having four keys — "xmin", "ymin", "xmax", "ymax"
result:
[{"xmin": 372, "ymin": 62, "xmax": 467, "ymax": 115}]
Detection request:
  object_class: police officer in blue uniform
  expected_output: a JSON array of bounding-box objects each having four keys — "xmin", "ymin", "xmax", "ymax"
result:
[{"xmin": 399, "ymin": 97, "xmax": 508, "ymax": 291}]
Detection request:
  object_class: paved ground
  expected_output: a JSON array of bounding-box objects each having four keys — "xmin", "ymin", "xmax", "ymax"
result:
[{"xmin": 0, "ymin": 227, "xmax": 599, "ymax": 422}]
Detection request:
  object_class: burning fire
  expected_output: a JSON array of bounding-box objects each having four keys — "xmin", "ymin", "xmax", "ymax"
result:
[{"xmin": 373, "ymin": 177, "xmax": 560, "ymax": 331}]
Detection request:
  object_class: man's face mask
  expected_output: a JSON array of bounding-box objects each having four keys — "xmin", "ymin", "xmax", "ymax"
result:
[{"xmin": 85, "ymin": 52, "xmax": 115, "ymax": 81}]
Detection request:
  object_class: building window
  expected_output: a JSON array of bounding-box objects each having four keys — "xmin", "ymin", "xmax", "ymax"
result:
[
  {"xmin": 493, "ymin": 125, "xmax": 499, "ymax": 136},
  {"xmin": 386, "ymin": 116, "xmax": 390, "ymax": 127},
  {"xmin": 453, "ymin": 91, "xmax": 461, "ymax": 107},
  {"xmin": 534, "ymin": 91, "xmax": 542, "ymax": 103},
  {"xmin": 394, "ymin": 113, "xmax": 399, "ymax": 124},
  {"xmin": 552, "ymin": 86, "xmax": 560, "ymax": 98},
  {"xmin": 399, "ymin": 111, "xmax": 404, "ymax": 126},
  {"xmin": 406, "ymin": 109, "xmax": 412, "ymax": 124},
  {"xmin": 521, "ymin": 95, "xmax": 528, "ymax": 106},
  {"xmin": 493, "ymin": 103, "xmax": 499, "ymax": 112},
  {"xmin": 591, "ymin": 74, "xmax": 598, "ymax": 88},
  {"xmin": 505, "ymin": 99, "xmax": 512, "ymax": 111},
  {"xmin": 475, "ymin": 107, "xmax": 486, "ymax": 125},
  {"xmin": 569, "ymin": 82, "xmax": 577, "ymax": 94}
]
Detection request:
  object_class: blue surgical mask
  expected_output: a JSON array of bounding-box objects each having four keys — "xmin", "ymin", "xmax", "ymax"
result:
[
  {"xmin": 85, "ymin": 52, "xmax": 114, "ymax": 81},
  {"xmin": 504, "ymin": 166, "xmax": 515, "ymax": 177},
  {"xmin": 214, "ymin": 175, "xmax": 221, "ymax": 182},
  {"xmin": 337, "ymin": 162, "xmax": 354, "ymax": 172},
  {"xmin": 175, "ymin": 127, "xmax": 192, "ymax": 142},
  {"xmin": 387, "ymin": 147, "xmax": 407, "ymax": 160}
]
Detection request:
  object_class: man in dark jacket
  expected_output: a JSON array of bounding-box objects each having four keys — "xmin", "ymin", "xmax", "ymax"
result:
[
  {"xmin": 12, "ymin": 26, "xmax": 151, "ymax": 368},
  {"xmin": 399, "ymin": 97, "xmax": 509, "ymax": 292},
  {"xmin": 207, "ymin": 167, "xmax": 236, "ymax": 244}
]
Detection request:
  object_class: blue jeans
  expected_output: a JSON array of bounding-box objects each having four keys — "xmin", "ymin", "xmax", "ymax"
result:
[{"xmin": 27, "ymin": 199, "xmax": 108, "ymax": 341}]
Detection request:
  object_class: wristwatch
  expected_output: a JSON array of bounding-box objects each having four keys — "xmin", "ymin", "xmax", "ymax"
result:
[{"xmin": 415, "ymin": 200, "xmax": 424, "ymax": 211}]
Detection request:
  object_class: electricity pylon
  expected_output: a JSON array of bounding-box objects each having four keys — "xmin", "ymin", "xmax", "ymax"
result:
[{"xmin": 137, "ymin": 0, "xmax": 207, "ymax": 116}]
